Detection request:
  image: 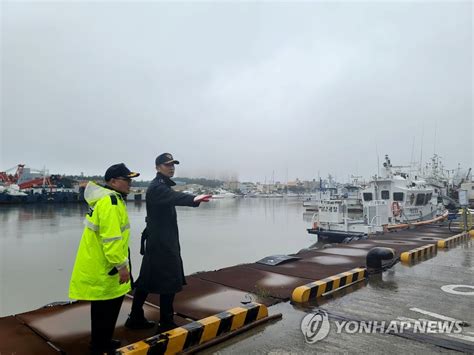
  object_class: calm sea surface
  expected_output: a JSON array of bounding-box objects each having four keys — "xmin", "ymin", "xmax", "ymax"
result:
[{"xmin": 0, "ymin": 198, "xmax": 317, "ymax": 316}]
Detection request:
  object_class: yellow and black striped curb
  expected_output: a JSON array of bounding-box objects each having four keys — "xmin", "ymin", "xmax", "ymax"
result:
[
  {"xmin": 116, "ymin": 302, "xmax": 268, "ymax": 355},
  {"xmin": 400, "ymin": 244, "xmax": 437, "ymax": 263},
  {"xmin": 291, "ymin": 267, "xmax": 367, "ymax": 303},
  {"xmin": 437, "ymin": 232, "xmax": 469, "ymax": 249}
]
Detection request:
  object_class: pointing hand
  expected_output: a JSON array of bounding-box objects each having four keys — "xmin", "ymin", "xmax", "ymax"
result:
[{"xmin": 194, "ymin": 194, "xmax": 212, "ymax": 203}]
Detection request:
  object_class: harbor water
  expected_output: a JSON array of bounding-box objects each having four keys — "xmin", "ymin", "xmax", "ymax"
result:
[{"xmin": 0, "ymin": 198, "xmax": 316, "ymax": 317}]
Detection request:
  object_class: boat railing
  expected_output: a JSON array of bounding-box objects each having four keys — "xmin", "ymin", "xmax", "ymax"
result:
[{"xmin": 369, "ymin": 215, "xmax": 381, "ymax": 226}]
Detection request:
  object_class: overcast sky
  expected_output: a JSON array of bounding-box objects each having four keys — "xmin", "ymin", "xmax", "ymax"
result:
[{"xmin": 1, "ymin": 1, "xmax": 472, "ymax": 182}]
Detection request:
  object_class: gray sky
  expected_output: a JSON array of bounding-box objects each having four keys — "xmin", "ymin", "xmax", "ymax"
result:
[{"xmin": 1, "ymin": 1, "xmax": 472, "ymax": 182}]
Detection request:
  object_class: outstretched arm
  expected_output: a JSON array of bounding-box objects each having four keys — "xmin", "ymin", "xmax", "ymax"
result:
[{"xmin": 148, "ymin": 184, "xmax": 200, "ymax": 207}]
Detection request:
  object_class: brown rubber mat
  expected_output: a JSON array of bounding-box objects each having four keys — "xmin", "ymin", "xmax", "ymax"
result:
[
  {"xmin": 295, "ymin": 247, "xmax": 366, "ymax": 259},
  {"xmin": 299, "ymin": 252, "xmax": 366, "ymax": 265},
  {"xmin": 296, "ymin": 248, "xmax": 368, "ymax": 267},
  {"xmin": 341, "ymin": 242, "xmax": 383, "ymax": 249},
  {"xmin": 394, "ymin": 234, "xmax": 446, "ymax": 242},
  {"xmin": 316, "ymin": 246, "xmax": 377, "ymax": 257},
  {"xmin": 375, "ymin": 234, "xmax": 446, "ymax": 243},
  {"xmin": 330, "ymin": 239, "xmax": 442, "ymax": 257},
  {"xmin": 388, "ymin": 226, "xmax": 453, "ymax": 237},
  {"xmin": 193, "ymin": 265, "xmax": 314, "ymax": 300},
  {"xmin": 347, "ymin": 239, "xmax": 428, "ymax": 254},
  {"xmin": 15, "ymin": 297, "xmax": 190, "ymax": 355},
  {"xmin": 414, "ymin": 225, "xmax": 453, "ymax": 233},
  {"xmin": 146, "ymin": 276, "xmax": 278, "ymax": 321},
  {"xmin": 0, "ymin": 315, "xmax": 59, "ymax": 355},
  {"xmin": 385, "ymin": 227, "xmax": 458, "ymax": 242},
  {"xmin": 247, "ymin": 258, "xmax": 364, "ymax": 281}
]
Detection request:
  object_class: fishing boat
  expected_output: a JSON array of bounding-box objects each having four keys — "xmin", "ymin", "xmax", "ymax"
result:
[
  {"xmin": 307, "ymin": 199, "xmax": 388, "ymax": 242},
  {"xmin": 0, "ymin": 165, "xmax": 80, "ymax": 204},
  {"xmin": 211, "ymin": 188, "xmax": 237, "ymax": 199},
  {"xmin": 126, "ymin": 189, "xmax": 146, "ymax": 202},
  {"xmin": 0, "ymin": 184, "xmax": 28, "ymax": 203},
  {"xmin": 303, "ymin": 178, "xmax": 363, "ymax": 213}
]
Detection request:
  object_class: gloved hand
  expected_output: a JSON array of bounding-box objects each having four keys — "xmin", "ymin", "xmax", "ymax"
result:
[{"xmin": 194, "ymin": 194, "xmax": 212, "ymax": 203}]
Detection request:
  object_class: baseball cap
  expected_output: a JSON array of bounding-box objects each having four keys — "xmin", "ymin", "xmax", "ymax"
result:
[
  {"xmin": 155, "ymin": 153, "xmax": 180, "ymax": 166},
  {"xmin": 104, "ymin": 163, "xmax": 140, "ymax": 181}
]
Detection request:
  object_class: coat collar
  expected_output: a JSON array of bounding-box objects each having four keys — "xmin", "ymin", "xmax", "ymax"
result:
[
  {"xmin": 84, "ymin": 181, "xmax": 124, "ymax": 207},
  {"xmin": 156, "ymin": 172, "xmax": 176, "ymax": 187},
  {"xmin": 104, "ymin": 184, "xmax": 128, "ymax": 199}
]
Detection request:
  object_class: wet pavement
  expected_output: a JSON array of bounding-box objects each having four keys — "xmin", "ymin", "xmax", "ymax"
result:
[{"xmin": 206, "ymin": 240, "xmax": 473, "ymax": 354}]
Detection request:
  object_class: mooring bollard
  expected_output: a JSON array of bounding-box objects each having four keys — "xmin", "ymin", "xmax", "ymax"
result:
[{"xmin": 366, "ymin": 247, "xmax": 396, "ymax": 270}]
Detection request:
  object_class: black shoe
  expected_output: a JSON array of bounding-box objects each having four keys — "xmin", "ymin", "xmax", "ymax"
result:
[
  {"xmin": 158, "ymin": 321, "xmax": 178, "ymax": 333},
  {"xmin": 90, "ymin": 340, "xmax": 120, "ymax": 355},
  {"xmin": 125, "ymin": 316, "xmax": 156, "ymax": 330},
  {"xmin": 109, "ymin": 339, "xmax": 121, "ymax": 349}
]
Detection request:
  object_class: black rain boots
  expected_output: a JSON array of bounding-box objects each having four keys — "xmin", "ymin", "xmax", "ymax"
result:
[{"xmin": 124, "ymin": 310, "xmax": 156, "ymax": 330}]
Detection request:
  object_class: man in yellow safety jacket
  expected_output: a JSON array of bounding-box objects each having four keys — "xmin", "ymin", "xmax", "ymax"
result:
[{"xmin": 69, "ymin": 163, "xmax": 139, "ymax": 354}]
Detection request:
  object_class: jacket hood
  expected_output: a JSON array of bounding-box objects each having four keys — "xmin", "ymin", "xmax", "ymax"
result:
[{"xmin": 84, "ymin": 181, "xmax": 116, "ymax": 207}]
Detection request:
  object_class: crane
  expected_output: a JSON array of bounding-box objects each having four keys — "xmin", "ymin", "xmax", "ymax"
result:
[
  {"xmin": 457, "ymin": 167, "xmax": 472, "ymax": 188},
  {"xmin": 0, "ymin": 164, "xmax": 25, "ymax": 185}
]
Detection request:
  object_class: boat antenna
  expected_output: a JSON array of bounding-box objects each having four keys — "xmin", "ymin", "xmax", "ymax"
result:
[
  {"xmin": 375, "ymin": 142, "xmax": 380, "ymax": 177},
  {"xmin": 410, "ymin": 136, "xmax": 415, "ymax": 167},
  {"xmin": 420, "ymin": 124, "xmax": 424, "ymax": 171}
]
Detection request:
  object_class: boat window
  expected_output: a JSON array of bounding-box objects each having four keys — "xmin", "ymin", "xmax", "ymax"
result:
[
  {"xmin": 381, "ymin": 190, "xmax": 390, "ymax": 200},
  {"xmin": 363, "ymin": 192, "xmax": 373, "ymax": 201},
  {"xmin": 424, "ymin": 193, "xmax": 432, "ymax": 204},
  {"xmin": 415, "ymin": 193, "xmax": 425, "ymax": 206},
  {"xmin": 393, "ymin": 192, "xmax": 404, "ymax": 201}
]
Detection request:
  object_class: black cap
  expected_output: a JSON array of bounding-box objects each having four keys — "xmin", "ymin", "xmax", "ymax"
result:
[
  {"xmin": 104, "ymin": 163, "xmax": 140, "ymax": 181},
  {"xmin": 155, "ymin": 153, "xmax": 180, "ymax": 166}
]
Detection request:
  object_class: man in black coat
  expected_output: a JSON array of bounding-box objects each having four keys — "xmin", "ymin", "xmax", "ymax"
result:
[{"xmin": 125, "ymin": 153, "xmax": 211, "ymax": 331}]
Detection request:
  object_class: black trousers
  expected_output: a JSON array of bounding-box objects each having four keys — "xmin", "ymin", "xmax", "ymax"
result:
[
  {"xmin": 131, "ymin": 288, "xmax": 175, "ymax": 323},
  {"xmin": 90, "ymin": 295, "xmax": 124, "ymax": 349}
]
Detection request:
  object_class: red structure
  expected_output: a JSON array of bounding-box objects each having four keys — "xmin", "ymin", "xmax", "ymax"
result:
[
  {"xmin": 0, "ymin": 164, "xmax": 25, "ymax": 185},
  {"xmin": 18, "ymin": 176, "xmax": 53, "ymax": 189}
]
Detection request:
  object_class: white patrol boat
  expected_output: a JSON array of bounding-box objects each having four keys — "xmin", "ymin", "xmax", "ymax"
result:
[
  {"xmin": 308, "ymin": 199, "xmax": 389, "ymax": 242},
  {"xmin": 361, "ymin": 155, "xmax": 438, "ymax": 224},
  {"xmin": 307, "ymin": 155, "xmax": 444, "ymax": 242}
]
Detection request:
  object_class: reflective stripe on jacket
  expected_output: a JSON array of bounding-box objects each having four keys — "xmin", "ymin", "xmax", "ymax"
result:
[{"xmin": 69, "ymin": 182, "xmax": 131, "ymax": 300}]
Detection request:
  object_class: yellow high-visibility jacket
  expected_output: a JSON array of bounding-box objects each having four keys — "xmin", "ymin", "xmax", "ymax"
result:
[{"xmin": 69, "ymin": 182, "xmax": 131, "ymax": 300}]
